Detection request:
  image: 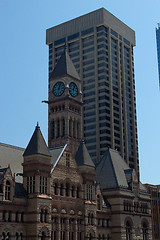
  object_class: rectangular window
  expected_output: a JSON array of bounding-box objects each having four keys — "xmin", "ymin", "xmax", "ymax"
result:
[
  {"xmin": 86, "ymin": 185, "xmax": 94, "ymax": 201},
  {"xmin": 97, "ymin": 25, "xmax": 108, "ymax": 32},
  {"xmin": 68, "ymin": 33, "xmax": 79, "ymax": 41},
  {"xmin": 111, "ymin": 29, "xmax": 118, "ymax": 38},
  {"xmin": 81, "ymin": 28, "xmax": 94, "ymax": 36},
  {"xmin": 27, "ymin": 176, "xmax": 35, "ymax": 194},
  {"xmin": 123, "ymin": 38, "xmax": 130, "ymax": 46},
  {"xmin": 54, "ymin": 38, "xmax": 65, "ymax": 46},
  {"xmin": 40, "ymin": 176, "xmax": 47, "ymax": 194}
]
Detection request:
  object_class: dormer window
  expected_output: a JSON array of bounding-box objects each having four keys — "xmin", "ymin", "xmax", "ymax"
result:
[{"xmin": 5, "ymin": 180, "xmax": 11, "ymax": 200}]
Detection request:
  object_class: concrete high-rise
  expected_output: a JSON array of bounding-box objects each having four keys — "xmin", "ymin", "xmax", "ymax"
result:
[
  {"xmin": 46, "ymin": 8, "xmax": 139, "ymax": 175},
  {"xmin": 156, "ymin": 23, "xmax": 160, "ymax": 88}
]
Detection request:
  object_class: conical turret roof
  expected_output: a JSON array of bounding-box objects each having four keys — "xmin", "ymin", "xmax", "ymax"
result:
[
  {"xmin": 50, "ymin": 49, "xmax": 80, "ymax": 80},
  {"xmin": 75, "ymin": 140, "xmax": 95, "ymax": 167},
  {"xmin": 23, "ymin": 123, "xmax": 50, "ymax": 157}
]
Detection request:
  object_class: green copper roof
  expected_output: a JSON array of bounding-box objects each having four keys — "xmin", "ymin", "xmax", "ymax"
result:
[{"xmin": 50, "ymin": 50, "xmax": 80, "ymax": 80}]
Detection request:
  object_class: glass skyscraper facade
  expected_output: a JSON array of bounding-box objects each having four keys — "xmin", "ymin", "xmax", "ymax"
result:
[
  {"xmin": 156, "ymin": 23, "xmax": 160, "ymax": 87},
  {"xmin": 46, "ymin": 8, "xmax": 139, "ymax": 175}
]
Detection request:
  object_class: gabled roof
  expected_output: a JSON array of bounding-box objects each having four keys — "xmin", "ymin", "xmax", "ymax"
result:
[
  {"xmin": 96, "ymin": 148, "xmax": 132, "ymax": 190},
  {"xmin": 23, "ymin": 123, "xmax": 50, "ymax": 157},
  {"xmin": 75, "ymin": 140, "xmax": 95, "ymax": 167},
  {"xmin": 50, "ymin": 49, "xmax": 80, "ymax": 80}
]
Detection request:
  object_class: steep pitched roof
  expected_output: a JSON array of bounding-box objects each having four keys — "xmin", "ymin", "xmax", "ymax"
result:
[
  {"xmin": 96, "ymin": 148, "xmax": 131, "ymax": 190},
  {"xmin": 15, "ymin": 182, "xmax": 27, "ymax": 198},
  {"xmin": 0, "ymin": 143, "xmax": 24, "ymax": 182},
  {"xmin": 50, "ymin": 144, "xmax": 67, "ymax": 172},
  {"xmin": 23, "ymin": 123, "xmax": 50, "ymax": 157},
  {"xmin": 50, "ymin": 49, "xmax": 80, "ymax": 80},
  {"xmin": 75, "ymin": 140, "xmax": 95, "ymax": 167}
]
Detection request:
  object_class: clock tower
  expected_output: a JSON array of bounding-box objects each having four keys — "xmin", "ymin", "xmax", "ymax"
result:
[{"xmin": 48, "ymin": 50, "xmax": 82, "ymax": 156}]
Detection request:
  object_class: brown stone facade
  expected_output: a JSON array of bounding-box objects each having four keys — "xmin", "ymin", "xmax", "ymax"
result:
[{"xmin": 0, "ymin": 142, "xmax": 152, "ymax": 240}]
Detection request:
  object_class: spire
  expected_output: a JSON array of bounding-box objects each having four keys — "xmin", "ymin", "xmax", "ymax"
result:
[
  {"xmin": 75, "ymin": 140, "xmax": 95, "ymax": 167},
  {"xmin": 23, "ymin": 124, "xmax": 50, "ymax": 157},
  {"xmin": 50, "ymin": 49, "xmax": 80, "ymax": 80}
]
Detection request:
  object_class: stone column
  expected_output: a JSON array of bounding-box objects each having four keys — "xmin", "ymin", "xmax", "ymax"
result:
[
  {"xmin": 75, "ymin": 219, "xmax": 78, "ymax": 240},
  {"xmin": 66, "ymin": 218, "xmax": 69, "ymax": 240},
  {"xmin": 57, "ymin": 217, "xmax": 61, "ymax": 240}
]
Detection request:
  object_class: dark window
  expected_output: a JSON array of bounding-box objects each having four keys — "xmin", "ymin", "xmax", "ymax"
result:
[
  {"xmin": 54, "ymin": 38, "xmax": 65, "ymax": 46},
  {"xmin": 81, "ymin": 28, "xmax": 94, "ymax": 36},
  {"xmin": 68, "ymin": 33, "xmax": 79, "ymax": 41},
  {"xmin": 111, "ymin": 29, "xmax": 118, "ymax": 38},
  {"xmin": 84, "ymin": 131, "xmax": 96, "ymax": 137},
  {"xmin": 85, "ymin": 138, "xmax": 96, "ymax": 144},
  {"xmin": 126, "ymin": 221, "xmax": 131, "ymax": 240},
  {"xmin": 97, "ymin": 25, "xmax": 108, "ymax": 32},
  {"xmin": 5, "ymin": 180, "xmax": 11, "ymax": 200},
  {"xmin": 123, "ymin": 38, "xmax": 130, "ymax": 46}
]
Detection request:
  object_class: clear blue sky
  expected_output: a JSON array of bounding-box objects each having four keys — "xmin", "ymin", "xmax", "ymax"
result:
[{"xmin": 0, "ymin": 0, "xmax": 160, "ymax": 185}]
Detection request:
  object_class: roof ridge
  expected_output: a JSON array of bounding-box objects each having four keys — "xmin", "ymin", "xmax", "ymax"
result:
[{"xmin": 0, "ymin": 142, "xmax": 25, "ymax": 151}]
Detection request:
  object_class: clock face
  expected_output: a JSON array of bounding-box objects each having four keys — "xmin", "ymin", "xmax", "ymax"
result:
[
  {"xmin": 69, "ymin": 82, "xmax": 78, "ymax": 97},
  {"xmin": 53, "ymin": 82, "xmax": 65, "ymax": 96}
]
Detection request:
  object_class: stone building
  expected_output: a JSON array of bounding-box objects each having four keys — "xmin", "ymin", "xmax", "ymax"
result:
[
  {"xmin": 0, "ymin": 50, "xmax": 152, "ymax": 239},
  {"xmin": 145, "ymin": 184, "xmax": 160, "ymax": 240}
]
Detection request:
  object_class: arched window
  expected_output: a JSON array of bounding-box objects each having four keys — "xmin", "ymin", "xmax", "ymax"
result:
[
  {"xmin": 21, "ymin": 212, "xmax": 24, "ymax": 222},
  {"xmin": 77, "ymin": 122, "xmax": 80, "ymax": 139},
  {"xmin": 69, "ymin": 119, "xmax": 72, "ymax": 137},
  {"xmin": 54, "ymin": 183, "xmax": 58, "ymax": 195},
  {"xmin": 2, "ymin": 232, "xmax": 5, "ymax": 240},
  {"xmin": 88, "ymin": 213, "xmax": 91, "ymax": 225},
  {"xmin": 8, "ymin": 211, "xmax": 11, "ymax": 222},
  {"xmin": 40, "ymin": 209, "xmax": 44, "ymax": 222},
  {"xmin": 97, "ymin": 194, "xmax": 101, "ymax": 210},
  {"xmin": 15, "ymin": 232, "xmax": 19, "ymax": 240},
  {"xmin": 6, "ymin": 232, "xmax": 9, "ymax": 240},
  {"xmin": 107, "ymin": 234, "xmax": 110, "ymax": 240},
  {"xmin": 44, "ymin": 209, "xmax": 48, "ymax": 223},
  {"xmin": 71, "ymin": 186, "xmax": 74, "ymax": 197},
  {"xmin": 57, "ymin": 119, "xmax": 60, "ymax": 138},
  {"xmin": 5, "ymin": 180, "xmax": 11, "ymax": 200},
  {"xmin": 52, "ymin": 120, "xmax": 55, "ymax": 139},
  {"xmin": 142, "ymin": 222, "xmax": 148, "ymax": 240},
  {"xmin": 60, "ymin": 184, "xmax": 63, "ymax": 196},
  {"xmin": 2, "ymin": 211, "xmax": 6, "ymax": 222},
  {"xmin": 41, "ymin": 232, "xmax": 45, "ymax": 240},
  {"xmin": 89, "ymin": 233, "xmax": 93, "ymax": 240},
  {"xmin": 77, "ymin": 186, "xmax": 80, "ymax": 198},
  {"xmin": 62, "ymin": 119, "xmax": 65, "ymax": 137},
  {"xmin": 91, "ymin": 214, "xmax": 94, "ymax": 225},
  {"xmin": 16, "ymin": 212, "xmax": 19, "ymax": 222},
  {"xmin": 66, "ymin": 183, "xmax": 69, "ymax": 197},
  {"xmin": 126, "ymin": 221, "xmax": 131, "ymax": 240},
  {"xmin": 19, "ymin": 233, "xmax": 22, "ymax": 240}
]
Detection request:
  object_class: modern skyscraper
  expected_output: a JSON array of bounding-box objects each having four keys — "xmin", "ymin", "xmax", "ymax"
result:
[
  {"xmin": 46, "ymin": 8, "xmax": 139, "ymax": 175},
  {"xmin": 156, "ymin": 23, "xmax": 160, "ymax": 87}
]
